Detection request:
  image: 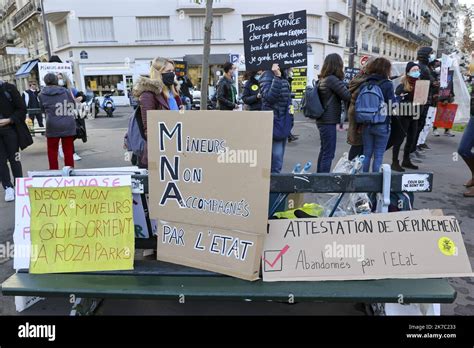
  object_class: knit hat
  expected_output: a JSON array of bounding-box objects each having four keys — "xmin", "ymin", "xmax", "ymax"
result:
[
  {"xmin": 405, "ymin": 62, "xmax": 420, "ymax": 74},
  {"xmin": 417, "ymin": 46, "xmax": 433, "ymax": 60}
]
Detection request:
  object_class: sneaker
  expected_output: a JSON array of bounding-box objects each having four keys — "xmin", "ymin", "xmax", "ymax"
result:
[
  {"xmin": 73, "ymin": 153, "xmax": 82, "ymax": 161},
  {"xmin": 419, "ymin": 143, "xmax": 430, "ymax": 150},
  {"xmin": 402, "ymin": 160, "xmax": 419, "ymax": 170},
  {"xmin": 444, "ymin": 130, "xmax": 455, "ymax": 137},
  {"xmin": 416, "ymin": 145, "xmax": 425, "ymax": 152},
  {"xmin": 433, "ymin": 129, "xmax": 440, "ymax": 137},
  {"xmin": 58, "ymin": 145, "xmax": 64, "ymax": 158},
  {"xmin": 5, "ymin": 187, "xmax": 15, "ymax": 202}
]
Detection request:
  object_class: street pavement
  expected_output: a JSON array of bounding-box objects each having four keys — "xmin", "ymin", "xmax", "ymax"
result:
[{"xmin": 0, "ymin": 107, "xmax": 472, "ymax": 315}]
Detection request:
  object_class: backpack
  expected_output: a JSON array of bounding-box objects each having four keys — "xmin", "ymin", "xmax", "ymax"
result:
[
  {"xmin": 301, "ymin": 80, "xmax": 334, "ymax": 119},
  {"xmin": 355, "ymin": 80, "xmax": 387, "ymax": 124},
  {"xmin": 125, "ymin": 106, "xmax": 146, "ymax": 156}
]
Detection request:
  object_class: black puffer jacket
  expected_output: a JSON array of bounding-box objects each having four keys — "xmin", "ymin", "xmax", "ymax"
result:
[
  {"xmin": 417, "ymin": 46, "xmax": 435, "ymax": 104},
  {"xmin": 242, "ymin": 77, "xmax": 262, "ymax": 111},
  {"xmin": 317, "ymin": 75, "xmax": 351, "ymax": 124}
]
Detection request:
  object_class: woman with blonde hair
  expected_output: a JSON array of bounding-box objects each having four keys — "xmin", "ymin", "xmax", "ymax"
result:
[{"xmin": 133, "ymin": 57, "xmax": 182, "ymax": 168}]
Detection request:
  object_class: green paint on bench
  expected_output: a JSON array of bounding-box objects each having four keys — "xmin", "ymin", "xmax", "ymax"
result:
[{"xmin": 1, "ymin": 273, "xmax": 456, "ymax": 303}]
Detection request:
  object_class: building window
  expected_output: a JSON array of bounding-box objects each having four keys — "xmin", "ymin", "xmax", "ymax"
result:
[
  {"xmin": 79, "ymin": 18, "xmax": 115, "ymax": 42},
  {"xmin": 307, "ymin": 15, "xmax": 322, "ymax": 39},
  {"xmin": 85, "ymin": 75, "xmax": 125, "ymax": 97},
  {"xmin": 137, "ymin": 17, "xmax": 170, "ymax": 41},
  {"xmin": 56, "ymin": 21, "xmax": 69, "ymax": 47},
  {"xmin": 190, "ymin": 16, "xmax": 223, "ymax": 40},
  {"xmin": 328, "ymin": 20, "xmax": 339, "ymax": 44}
]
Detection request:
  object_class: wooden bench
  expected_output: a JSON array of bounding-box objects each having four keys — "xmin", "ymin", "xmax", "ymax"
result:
[{"xmin": 1, "ymin": 169, "xmax": 456, "ymax": 315}]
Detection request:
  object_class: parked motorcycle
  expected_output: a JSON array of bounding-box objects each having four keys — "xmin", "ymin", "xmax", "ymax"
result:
[
  {"xmin": 101, "ymin": 90, "xmax": 116, "ymax": 117},
  {"xmin": 85, "ymin": 94, "xmax": 100, "ymax": 119}
]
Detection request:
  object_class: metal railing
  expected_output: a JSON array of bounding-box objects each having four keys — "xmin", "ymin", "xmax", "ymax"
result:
[{"xmin": 12, "ymin": 0, "xmax": 39, "ymax": 28}]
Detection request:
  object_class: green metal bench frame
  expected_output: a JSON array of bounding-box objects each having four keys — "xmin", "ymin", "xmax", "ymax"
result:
[{"xmin": 1, "ymin": 171, "xmax": 456, "ymax": 313}]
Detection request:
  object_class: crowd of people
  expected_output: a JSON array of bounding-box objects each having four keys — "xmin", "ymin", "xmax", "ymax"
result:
[{"xmin": 0, "ymin": 47, "xmax": 473, "ymax": 203}]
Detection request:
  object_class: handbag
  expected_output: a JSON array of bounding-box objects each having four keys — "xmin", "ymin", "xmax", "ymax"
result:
[{"xmin": 75, "ymin": 117, "xmax": 87, "ymax": 143}]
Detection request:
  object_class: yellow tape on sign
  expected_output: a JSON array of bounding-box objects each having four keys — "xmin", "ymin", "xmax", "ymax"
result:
[{"xmin": 28, "ymin": 186, "xmax": 135, "ymax": 274}]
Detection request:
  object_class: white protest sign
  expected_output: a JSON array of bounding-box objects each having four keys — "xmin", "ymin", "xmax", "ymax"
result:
[
  {"xmin": 263, "ymin": 210, "xmax": 473, "ymax": 282},
  {"xmin": 401, "ymin": 174, "xmax": 431, "ymax": 192},
  {"xmin": 13, "ymin": 175, "xmax": 131, "ymax": 270},
  {"xmin": 38, "ymin": 63, "xmax": 74, "ymax": 87}
]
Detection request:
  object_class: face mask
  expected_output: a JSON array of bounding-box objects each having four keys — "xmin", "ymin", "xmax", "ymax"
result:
[
  {"xmin": 58, "ymin": 79, "xmax": 64, "ymax": 86},
  {"xmin": 434, "ymin": 67, "xmax": 441, "ymax": 74},
  {"xmin": 162, "ymin": 72, "xmax": 175, "ymax": 86},
  {"xmin": 429, "ymin": 54, "xmax": 436, "ymax": 63},
  {"xmin": 408, "ymin": 71, "xmax": 421, "ymax": 79},
  {"xmin": 254, "ymin": 74, "xmax": 261, "ymax": 81}
]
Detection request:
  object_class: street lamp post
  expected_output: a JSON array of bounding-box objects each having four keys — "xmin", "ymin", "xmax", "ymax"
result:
[{"xmin": 40, "ymin": 0, "xmax": 52, "ymax": 60}]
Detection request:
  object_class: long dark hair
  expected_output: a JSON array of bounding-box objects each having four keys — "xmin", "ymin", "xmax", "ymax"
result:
[
  {"xmin": 319, "ymin": 53, "xmax": 344, "ymax": 80},
  {"xmin": 365, "ymin": 57, "xmax": 392, "ymax": 79}
]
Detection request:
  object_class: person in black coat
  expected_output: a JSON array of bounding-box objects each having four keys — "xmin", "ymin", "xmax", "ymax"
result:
[
  {"xmin": 0, "ymin": 80, "xmax": 30, "ymax": 202},
  {"xmin": 22, "ymin": 82, "xmax": 43, "ymax": 128},
  {"xmin": 217, "ymin": 62, "xmax": 238, "ymax": 110},
  {"xmin": 242, "ymin": 70, "xmax": 263, "ymax": 111},
  {"xmin": 316, "ymin": 53, "xmax": 351, "ymax": 173}
]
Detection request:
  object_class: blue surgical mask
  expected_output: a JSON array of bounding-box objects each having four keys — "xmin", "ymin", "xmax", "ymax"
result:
[
  {"xmin": 408, "ymin": 71, "xmax": 421, "ymax": 79},
  {"xmin": 254, "ymin": 74, "xmax": 261, "ymax": 81},
  {"xmin": 429, "ymin": 53, "xmax": 436, "ymax": 63}
]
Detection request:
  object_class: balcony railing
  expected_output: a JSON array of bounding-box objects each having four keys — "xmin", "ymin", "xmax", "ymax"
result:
[
  {"xmin": 12, "ymin": 0, "xmax": 40, "ymax": 29},
  {"xmin": 419, "ymin": 33, "xmax": 433, "ymax": 46},
  {"xmin": 379, "ymin": 11, "xmax": 388, "ymax": 24},
  {"xmin": 388, "ymin": 21, "xmax": 411, "ymax": 41},
  {"xmin": 0, "ymin": 34, "xmax": 15, "ymax": 49},
  {"xmin": 5, "ymin": 0, "xmax": 16, "ymax": 15}
]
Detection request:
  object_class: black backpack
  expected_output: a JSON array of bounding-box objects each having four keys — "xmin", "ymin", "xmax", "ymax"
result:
[{"xmin": 301, "ymin": 80, "xmax": 334, "ymax": 119}]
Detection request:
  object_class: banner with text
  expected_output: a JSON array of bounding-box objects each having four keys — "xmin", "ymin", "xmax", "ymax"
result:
[
  {"xmin": 263, "ymin": 210, "xmax": 473, "ymax": 282},
  {"xmin": 243, "ymin": 10, "xmax": 307, "ymax": 71},
  {"xmin": 148, "ymin": 110, "xmax": 273, "ymax": 280}
]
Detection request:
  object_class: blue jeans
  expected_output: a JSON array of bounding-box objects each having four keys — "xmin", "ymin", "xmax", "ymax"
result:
[
  {"xmin": 458, "ymin": 117, "xmax": 474, "ymax": 159},
  {"xmin": 362, "ymin": 123, "xmax": 391, "ymax": 172},
  {"xmin": 271, "ymin": 139, "xmax": 286, "ymax": 173},
  {"xmin": 317, "ymin": 124, "xmax": 337, "ymax": 173}
]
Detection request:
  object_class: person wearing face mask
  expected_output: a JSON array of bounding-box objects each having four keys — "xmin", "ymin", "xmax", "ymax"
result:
[
  {"xmin": 217, "ymin": 62, "xmax": 238, "ymax": 110},
  {"xmin": 410, "ymin": 47, "xmax": 437, "ymax": 159},
  {"xmin": 22, "ymin": 82, "xmax": 44, "ymax": 128},
  {"xmin": 242, "ymin": 70, "xmax": 263, "ymax": 111},
  {"xmin": 133, "ymin": 57, "xmax": 182, "ymax": 168},
  {"xmin": 390, "ymin": 62, "xmax": 422, "ymax": 171},
  {"xmin": 178, "ymin": 74, "xmax": 194, "ymax": 110},
  {"xmin": 431, "ymin": 60, "xmax": 456, "ymax": 138}
]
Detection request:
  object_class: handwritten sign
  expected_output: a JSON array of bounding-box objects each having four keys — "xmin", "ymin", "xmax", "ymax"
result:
[
  {"xmin": 263, "ymin": 210, "xmax": 473, "ymax": 282},
  {"xmin": 147, "ymin": 110, "xmax": 273, "ymax": 280},
  {"xmin": 243, "ymin": 11, "xmax": 307, "ymax": 71},
  {"xmin": 343, "ymin": 67, "xmax": 361, "ymax": 85},
  {"xmin": 439, "ymin": 70, "xmax": 454, "ymax": 100},
  {"xmin": 28, "ymin": 186, "xmax": 134, "ymax": 273},
  {"xmin": 413, "ymin": 80, "xmax": 430, "ymax": 105},
  {"xmin": 291, "ymin": 68, "xmax": 307, "ymax": 99},
  {"xmin": 401, "ymin": 174, "xmax": 431, "ymax": 192},
  {"xmin": 433, "ymin": 102, "xmax": 458, "ymax": 129},
  {"xmin": 13, "ymin": 175, "xmax": 132, "ymax": 270},
  {"xmin": 38, "ymin": 63, "xmax": 73, "ymax": 88}
]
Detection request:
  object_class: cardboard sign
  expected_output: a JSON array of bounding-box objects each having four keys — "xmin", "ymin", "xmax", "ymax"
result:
[
  {"xmin": 401, "ymin": 174, "xmax": 431, "ymax": 192},
  {"xmin": 291, "ymin": 68, "xmax": 307, "ymax": 99},
  {"xmin": 147, "ymin": 110, "xmax": 273, "ymax": 280},
  {"xmin": 343, "ymin": 67, "xmax": 361, "ymax": 85},
  {"xmin": 28, "ymin": 186, "xmax": 134, "ymax": 273},
  {"xmin": 13, "ymin": 175, "xmax": 132, "ymax": 270},
  {"xmin": 38, "ymin": 63, "xmax": 74, "ymax": 87},
  {"xmin": 439, "ymin": 70, "xmax": 454, "ymax": 99},
  {"xmin": 433, "ymin": 102, "xmax": 458, "ymax": 129},
  {"xmin": 413, "ymin": 80, "xmax": 430, "ymax": 105},
  {"xmin": 263, "ymin": 210, "xmax": 473, "ymax": 282},
  {"xmin": 243, "ymin": 10, "xmax": 307, "ymax": 71},
  {"xmin": 174, "ymin": 60, "xmax": 188, "ymax": 78}
]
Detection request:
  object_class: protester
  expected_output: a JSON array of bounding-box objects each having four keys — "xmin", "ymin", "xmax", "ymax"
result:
[
  {"xmin": 457, "ymin": 84, "xmax": 474, "ymax": 197},
  {"xmin": 22, "ymin": 81, "xmax": 43, "ymax": 128},
  {"xmin": 347, "ymin": 57, "xmax": 376, "ymax": 160},
  {"xmin": 360, "ymin": 57, "xmax": 395, "ymax": 172},
  {"xmin": 38, "ymin": 73, "xmax": 76, "ymax": 170},
  {"xmin": 316, "ymin": 53, "xmax": 351, "ymax": 173},
  {"xmin": 432, "ymin": 63, "xmax": 455, "ymax": 138},
  {"xmin": 133, "ymin": 57, "xmax": 182, "ymax": 168},
  {"xmin": 390, "ymin": 62, "xmax": 422, "ymax": 171},
  {"xmin": 286, "ymin": 67, "xmax": 299, "ymax": 143},
  {"xmin": 217, "ymin": 62, "xmax": 238, "ymax": 110},
  {"xmin": 260, "ymin": 63, "xmax": 292, "ymax": 173},
  {"xmin": 241, "ymin": 70, "xmax": 263, "ymax": 111},
  {"xmin": 178, "ymin": 74, "xmax": 194, "ymax": 110},
  {"xmin": 0, "ymin": 80, "xmax": 29, "ymax": 202}
]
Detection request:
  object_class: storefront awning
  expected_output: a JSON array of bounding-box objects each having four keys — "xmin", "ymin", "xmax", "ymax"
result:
[{"xmin": 15, "ymin": 59, "xmax": 39, "ymax": 78}]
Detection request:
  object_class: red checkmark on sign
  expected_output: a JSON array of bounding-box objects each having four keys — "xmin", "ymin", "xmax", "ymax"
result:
[{"xmin": 263, "ymin": 245, "xmax": 290, "ymax": 268}]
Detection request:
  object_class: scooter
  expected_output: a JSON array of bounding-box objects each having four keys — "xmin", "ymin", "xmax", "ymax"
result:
[
  {"xmin": 101, "ymin": 91, "xmax": 115, "ymax": 117},
  {"xmin": 85, "ymin": 95, "xmax": 100, "ymax": 119}
]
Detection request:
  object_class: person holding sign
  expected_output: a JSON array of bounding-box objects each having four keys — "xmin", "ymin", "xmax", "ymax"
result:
[
  {"xmin": 260, "ymin": 63, "xmax": 293, "ymax": 173},
  {"xmin": 316, "ymin": 54, "xmax": 351, "ymax": 173},
  {"xmin": 457, "ymin": 88, "xmax": 474, "ymax": 197},
  {"xmin": 133, "ymin": 57, "xmax": 183, "ymax": 168},
  {"xmin": 217, "ymin": 62, "xmax": 239, "ymax": 110},
  {"xmin": 38, "ymin": 73, "xmax": 76, "ymax": 170},
  {"xmin": 242, "ymin": 70, "xmax": 263, "ymax": 111},
  {"xmin": 390, "ymin": 62, "xmax": 422, "ymax": 171}
]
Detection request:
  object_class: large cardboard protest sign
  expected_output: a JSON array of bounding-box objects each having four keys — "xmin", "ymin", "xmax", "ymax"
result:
[
  {"xmin": 413, "ymin": 80, "xmax": 431, "ymax": 105},
  {"xmin": 263, "ymin": 210, "xmax": 473, "ymax": 282},
  {"xmin": 243, "ymin": 11, "xmax": 307, "ymax": 71},
  {"xmin": 147, "ymin": 110, "xmax": 273, "ymax": 280},
  {"xmin": 38, "ymin": 63, "xmax": 73, "ymax": 87},
  {"xmin": 13, "ymin": 175, "xmax": 132, "ymax": 270},
  {"xmin": 28, "ymin": 186, "xmax": 134, "ymax": 273}
]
